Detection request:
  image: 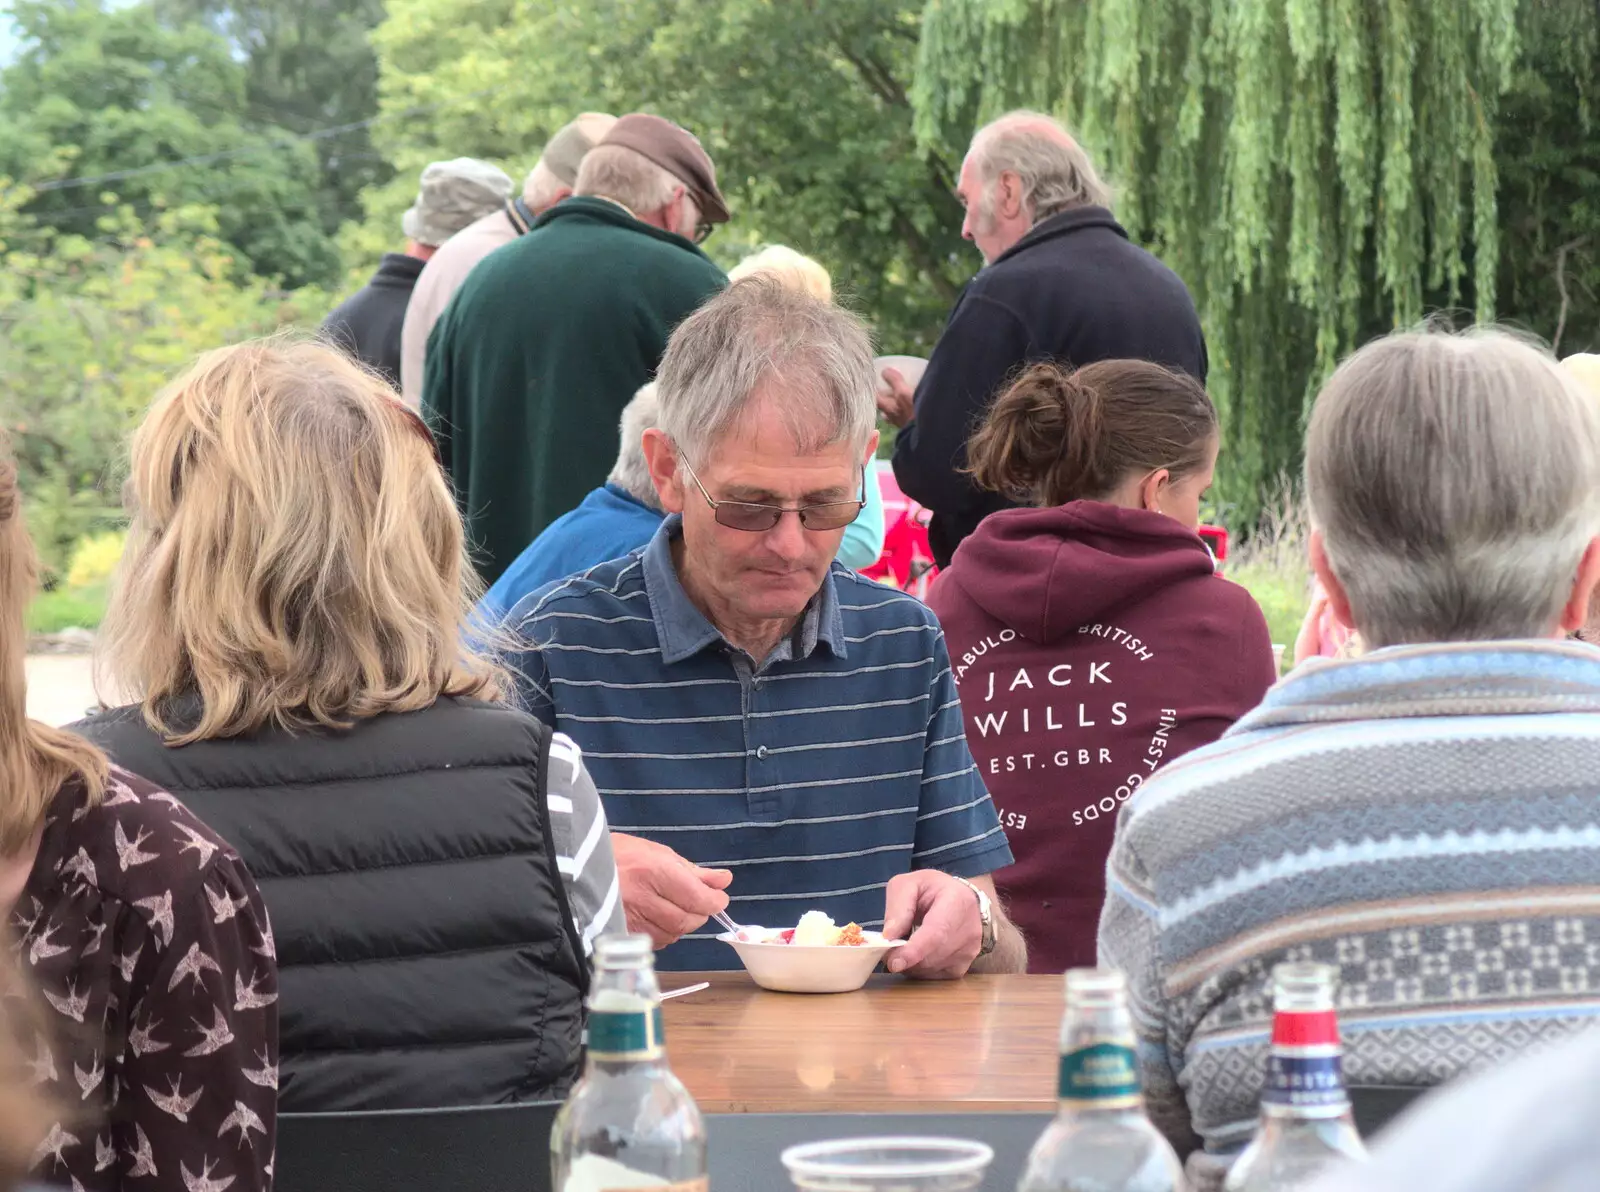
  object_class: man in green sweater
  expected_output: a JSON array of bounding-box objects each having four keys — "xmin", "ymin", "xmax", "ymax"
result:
[{"xmin": 423, "ymin": 113, "xmax": 729, "ymax": 583}]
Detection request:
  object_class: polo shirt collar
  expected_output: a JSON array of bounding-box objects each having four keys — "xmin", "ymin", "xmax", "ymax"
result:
[{"xmin": 642, "ymin": 515, "xmax": 847, "ymax": 666}]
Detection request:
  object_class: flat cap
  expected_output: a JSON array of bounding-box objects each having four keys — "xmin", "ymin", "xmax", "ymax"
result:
[
  {"xmin": 600, "ymin": 113, "xmax": 729, "ymax": 224},
  {"xmin": 402, "ymin": 158, "xmax": 514, "ymax": 247},
  {"xmin": 538, "ymin": 113, "xmax": 617, "ymax": 188}
]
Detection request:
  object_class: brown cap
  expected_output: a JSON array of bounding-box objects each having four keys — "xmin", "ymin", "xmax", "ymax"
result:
[{"xmin": 600, "ymin": 113, "xmax": 730, "ymax": 224}]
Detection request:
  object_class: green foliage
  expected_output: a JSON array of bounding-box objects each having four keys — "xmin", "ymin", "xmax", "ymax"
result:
[
  {"xmin": 367, "ymin": 0, "xmax": 969, "ymax": 352},
  {"xmin": 152, "ymin": 0, "xmax": 393, "ymax": 241},
  {"xmin": 913, "ymin": 0, "xmax": 1535, "ymax": 525},
  {"xmin": 27, "ymin": 584, "xmax": 109, "ymax": 635},
  {"xmin": 0, "ymin": 184, "xmax": 328, "ymax": 578},
  {"xmin": 0, "ymin": 0, "xmax": 341, "ymax": 287}
]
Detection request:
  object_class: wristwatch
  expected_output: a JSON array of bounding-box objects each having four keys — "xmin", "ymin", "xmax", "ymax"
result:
[{"xmin": 953, "ymin": 875, "xmax": 996, "ymax": 956}]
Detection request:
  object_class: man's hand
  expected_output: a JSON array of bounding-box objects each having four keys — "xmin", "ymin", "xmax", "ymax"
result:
[
  {"xmin": 880, "ymin": 870, "xmax": 983, "ymax": 979},
  {"xmin": 613, "ymin": 832, "xmax": 732, "ymax": 949},
  {"xmin": 876, "ymin": 367, "xmax": 916, "ymax": 429}
]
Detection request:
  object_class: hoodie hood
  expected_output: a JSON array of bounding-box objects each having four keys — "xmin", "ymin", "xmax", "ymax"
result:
[{"xmin": 946, "ymin": 501, "xmax": 1217, "ymax": 644}]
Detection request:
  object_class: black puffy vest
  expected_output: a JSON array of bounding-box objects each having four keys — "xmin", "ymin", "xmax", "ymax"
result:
[{"xmin": 75, "ymin": 697, "xmax": 588, "ymax": 1111}]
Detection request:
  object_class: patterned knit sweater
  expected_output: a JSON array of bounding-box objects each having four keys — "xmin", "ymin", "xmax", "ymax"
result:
[{"xmin": 1099, "ymin": 640, "xmax": 1600, "ymax": 1191}]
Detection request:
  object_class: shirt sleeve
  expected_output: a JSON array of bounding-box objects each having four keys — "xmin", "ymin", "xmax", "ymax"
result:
[
  {"xmin": 891, "ymin": 291, "xmax": 1032, "ymax": 521},
  {"xmin": 911, "ymin": 626, "xmax": 1014, "ymax": 877},
  {"xmin": 1097, "ymin": 821, "xmax": 1200, "ymax": 1157},
  {"xmin": 545, "ymin": 733, "xmax": 626, "ymax": 957},
  {"xmin": 119, "ymin": 855, "xmax": 278, "ymax": 1192},
  {"xmin": 505, "ymin": 618, "xmax": 557, "ymax": 728}
]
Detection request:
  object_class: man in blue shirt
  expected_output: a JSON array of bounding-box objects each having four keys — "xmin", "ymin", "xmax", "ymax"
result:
[
  {"xmin": 480, "ymin": 385, "xmax": 667, "ymax": 623},
  {"xmin": 505, "ymin": 278, "xmax": 1024, "ymax": 974}
]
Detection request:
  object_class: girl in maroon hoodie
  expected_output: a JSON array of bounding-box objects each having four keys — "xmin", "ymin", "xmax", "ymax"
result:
[{"xmin": 928, "ymin": 360, "xmax": 1275, "ymax": 973}]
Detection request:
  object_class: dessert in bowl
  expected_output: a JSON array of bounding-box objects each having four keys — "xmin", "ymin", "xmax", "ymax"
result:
[{"xmin": 718, "ymin": 911, "xmax": 906, "ymax": 993}]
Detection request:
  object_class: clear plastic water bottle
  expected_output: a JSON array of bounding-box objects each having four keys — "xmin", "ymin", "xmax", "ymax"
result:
[
  {"xmin": 1223, "ymin": 962, "xmax": 1367, "ymax": 1191},
  {"xmin": 1017, "ymin": 968, "xmax": 1183, "ymax": 1192},
  {"xmin": 551, "ymin": 933, "xmax": 708, "ymax": 1192}
]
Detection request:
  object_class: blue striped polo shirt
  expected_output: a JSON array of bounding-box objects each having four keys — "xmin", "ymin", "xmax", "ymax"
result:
[{"xmin": 504, "ymin": 515, "xmax": 1013, "ymax": 970}]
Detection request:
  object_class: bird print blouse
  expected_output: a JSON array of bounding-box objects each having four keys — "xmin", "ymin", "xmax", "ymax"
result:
[{"xmin": 15, "ymin": 768, "xmax": 277, "ymax": 1192}]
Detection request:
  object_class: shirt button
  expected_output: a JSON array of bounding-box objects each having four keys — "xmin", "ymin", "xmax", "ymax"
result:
[{"xmin": 756, "ymin": 745, "xmax": 769, "ymax": 760}]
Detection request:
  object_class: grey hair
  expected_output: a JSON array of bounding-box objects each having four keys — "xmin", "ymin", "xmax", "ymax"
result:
[
  {"xmin": 606, "ymin": 383, "xmax": 664, "ymax": 510},
  {"xmin": 574, "ymin": 145, "xmax": 680, "ymax": 216},
  {"xmin": 970, "ymin": 111, "xmax": 1113, "ymax": 221},
  {"xmin": 655, "ymin": 277, "xmax": 877, "ymax": 462},
  {"xmin": 1306, "ymin": 326, "xmax": 1600, "ymax": 647},
  {"xmin": 522, "ymin": 161, "xmax": 567, "ymax": 208}
]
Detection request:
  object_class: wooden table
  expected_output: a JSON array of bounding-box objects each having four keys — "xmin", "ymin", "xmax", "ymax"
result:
[{"xmin": 659, "ymin": 971, "xmax": 1061, "ymax": 1114}]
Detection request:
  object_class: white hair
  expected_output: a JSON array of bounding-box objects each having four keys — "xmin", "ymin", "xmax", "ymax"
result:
[
  {"xmin": 655, "ymin": 278, "xmax": 876, "ymax": 463},
  {"xmin": 574, "ymin": 145, "xmax": 681, "ymax": 216},
  {"xmin": 522, "ymin": 161, "xmax": 567, "ymax": 209},
  {"xmin": 606, "ymin": 384, "xmax": 663, "ymax": 509},
  {"xmin": 727, "ymin": 246, "xmax": 832, "ymax": 303},
  {"xmin": 1307, "ymin": 326, "xmax": 1600, "ymax": 646},
  {"xmin": 970, "ymin": 111, "xmax": 1113, "ymax": 222}
]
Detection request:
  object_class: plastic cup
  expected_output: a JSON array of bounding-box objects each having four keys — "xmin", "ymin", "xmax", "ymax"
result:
[{"xmin": 781, "ymin": 1136, "xmax": 994, "ymax": 1191}]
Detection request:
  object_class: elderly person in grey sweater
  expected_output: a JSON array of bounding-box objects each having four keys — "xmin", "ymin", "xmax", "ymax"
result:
[{"xmin": 1098, "ymin": 327, "xmax": 1600, "ymax": 1191}]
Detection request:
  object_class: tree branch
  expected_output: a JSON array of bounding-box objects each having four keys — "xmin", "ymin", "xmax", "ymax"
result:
[{"xmin": 1554, "ymin": 236, "xmax": 1589, "ymax": 355}]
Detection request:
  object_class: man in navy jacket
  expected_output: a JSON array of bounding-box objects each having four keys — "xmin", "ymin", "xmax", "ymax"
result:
[{"xmin": 880, "ymin": 112, "xmax": 1207, "ymax": 568}]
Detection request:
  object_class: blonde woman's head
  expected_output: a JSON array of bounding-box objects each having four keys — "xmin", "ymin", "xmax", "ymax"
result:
[
  {"xmin": 0, "ymin": 443, "xmax": 108, "ymax": 850},
  {"xmin": 727, "ymin": 245, "xmax": 833, "ymax": 303},
  {"xmin": 100, "ymin": 337, "xmax": 504, "ymax": 744}
]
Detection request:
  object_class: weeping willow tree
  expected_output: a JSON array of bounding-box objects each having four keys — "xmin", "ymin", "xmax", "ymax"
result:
[{"xmin": 913, "ymin": 0, "xmax": 1540, "ymax": 523}]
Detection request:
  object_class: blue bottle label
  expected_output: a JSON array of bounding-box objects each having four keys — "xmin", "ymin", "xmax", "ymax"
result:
[
  {"xmin": 1058, "ymin": 1041, "xmax": 1141, "ymax": 1107},
  {"xmin": 588, "ymin": 1006, "xmax": 665, "ymax": 1060},
  {"xmin": 1261, "ymin": 1049, "xmax": 1350, "ymax": 1117}
]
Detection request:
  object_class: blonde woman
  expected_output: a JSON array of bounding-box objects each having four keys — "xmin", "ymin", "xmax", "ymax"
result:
[
  {"xmin": 0, "ymin": 447, "xmax": 275, "ymax": 1192},
  {"xmin": 77, "ymin": 339, "xmax": 624, "ymax": 1111}
]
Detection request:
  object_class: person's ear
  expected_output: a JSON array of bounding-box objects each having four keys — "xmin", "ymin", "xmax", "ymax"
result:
[
  {"xmin": 1557, "ymin": 535, "xmax": 1600, "ymax": 634},
  {"xmin": 998, "ymin": 171, "xmax": 1025, "ymax": 220},
  {"xmin": 642, "ymin": 429, "xmax": 686, "ymax": 515},
  {"xmin": 1309, "ymin": 531, "xmax": 1357, "ymax": 632},
  {"xmin": 1138, "ymin": 468, "xmax": 1170, "ymax": 515},
  {"xmin": 862, "ymin": 431, "xmax": 880, "ymax": 472}
]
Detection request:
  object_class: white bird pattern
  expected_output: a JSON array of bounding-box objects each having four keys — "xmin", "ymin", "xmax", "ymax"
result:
[
  {"xmin": 114, "ymin": 821, "xmax": 160, "ymax": 870},
  {"xmin": 60, "ymin": 847, "xmax": 97, "ymax": 886},
  {"xmin": 74, "ymin": 1053, "xmax": 103, "ymax": 1100},
  {"xmin": 218, "ymin": 1101, "xmax": 267, "ymax": 1149},
  {"xmin": 173, "ymin": 821, "xmax": 219, "ymax": 868},
  {"xmin": 127, "ymin": 1125, "xmax": 158, "ymax": 1178},
  {"xmin": 115, "ymin": 941, "xmax": 143, "ymax": 983},
  {"xmin": 134, "ymin": 890, "xmax": 175, "ymax": 947},
  {"xmin": 241, "ymin": 1047, "xmax": 277, "ymax": 1090},
  {"xmin": 82, "ymin": 919, "xmax": 107, "ymax": 957},
  {"xmin": 32, "ymin": 1122, "xmax": 79, "ymax": 1169},
  {"xmin": 45, "ymin": 979, "xmax": 89, "ymax": 1023},
  {"xmin": 168, "ymin": 942, "xmax": 223, "ymax": 994},
  {"xmin": 29, "ymin": 922, "xmax": 72, "ymax": 966},
  {"xmin": 206, "ymin": 884, "xmax": 250, "ymax": 924},
  {"xmin": 26, "ymin": 1034, "xmax": 57, "ymax": 1084},
  {"xmin": 185, "ymin": 1004, "xmax": 236, "ymax": 1057},
  {"xmin": 22, "ymin": 772, "xmax": 276, "ymax": 1192},
  {"xmin": 233, "ymin": 970, "xmax": 276, "ymax": 1011},
  {"xmin": 144, "ymin": 1074, "xmax": 203, "ymax": 1122},
  {"xmin": 129, "ymin": 1014, "xmax": 170, "ymax": 1056},
  {"xmin": 182, "ymin": 1157, "xmax": 237, "ymax": 1192}
]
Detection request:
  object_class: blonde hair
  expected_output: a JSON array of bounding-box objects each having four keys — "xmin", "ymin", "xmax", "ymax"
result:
[
  {"xmin": 99, "ymin": 337, "xmax": 505, "ymax": 745},
  {"xmin": 727, "ymin": 246, "xmax": 833, "ymax": 303},
  {"xmin": 0, "ymin": 449, "xmax": 108, "ymax": 852}
]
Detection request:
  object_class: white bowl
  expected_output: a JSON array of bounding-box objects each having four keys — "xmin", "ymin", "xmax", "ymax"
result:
[
  {"xmin": 717, "ymin": 931, "xmax": 906, "ymax": 994},
  {"xmin": 874, "ymin": 354, "xmax": 928, "ymax": 393}
]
